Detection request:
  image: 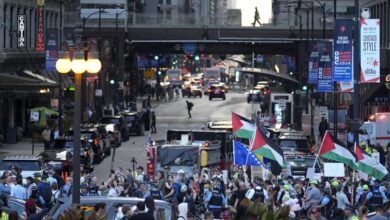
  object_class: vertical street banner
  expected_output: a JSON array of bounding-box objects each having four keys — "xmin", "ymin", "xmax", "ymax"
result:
[
  {"xmin": 17, "ymin": 15, "xmax": 26, "ymax": 48},
  {"xmin": 45, "ymin": 29, "xmax": 58, "ymax": 71},
  {"xmin": 333, "ymin": 19, "xmax": 353, "ymax": 82},
  {"xmin": 308, "ymin": 42, "xmax": 319, "ymax": 84},
  {"xmin": 360, "ymin": 19, "xmax": 380, "ymax": 83},
  {"xmin": 316, "ymin": 42, "xmax": 333, "ymax": 92},
  {"xmin": 339, "ymin": 46, "xmax": 354, "ymax": 93},
  {"xmin": 36, "ymin": 0, "xmax": 45, "ymax": 52}
]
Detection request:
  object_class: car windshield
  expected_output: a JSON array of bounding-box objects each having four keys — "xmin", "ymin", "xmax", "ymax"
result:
[
  {"xmin": 125, "ymin": 115, "xmax": 135, "ymax": 122},
  {"xmin": 0, "ymin": 161, "xmax": 41, "ymax": 171},
  {"xmin": 286, "ymin": 157, "xmax": 315, "ymax": 167},
  {"xmin": 279, "ymin": 139, "xmax": 309, "ymax": 153},
  {"xmin": 101, "ymin": 118, "xmax": 120, "ymax": 124}
]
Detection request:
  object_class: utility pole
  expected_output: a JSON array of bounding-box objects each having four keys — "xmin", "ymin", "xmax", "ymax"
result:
[
  {"xmin": 353, "ymin": 0, "xmax": 361, "ymax": 145},
  {"xmin": 333, "ymin": 0, "xmax": 338, "ymax": 138}
]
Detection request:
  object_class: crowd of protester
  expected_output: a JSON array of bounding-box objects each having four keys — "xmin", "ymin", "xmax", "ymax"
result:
[{"xmin": 2, "ymin": 160, "xmax": 390, "ymax": 219}]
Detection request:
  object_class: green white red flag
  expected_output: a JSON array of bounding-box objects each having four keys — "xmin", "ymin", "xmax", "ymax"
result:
[
  {"xmin": 319, "ymin": 131, "xmax": 358, "ymax": 170},
  {"xmin": 354, "ymin": 142, "xmax": 388, "ymax": 180},
  {"xmin": 232, "ymin": 112, "xmax": 255, "ymax": 139},
  {"xmin": 250, "ymin": 125, "xmax": 284, "ymax": 167}
]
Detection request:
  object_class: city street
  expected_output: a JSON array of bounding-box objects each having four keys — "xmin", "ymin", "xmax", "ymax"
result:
[{"xmin": 93, "ymin": 90, "xmax": 255, "ymax": 181}]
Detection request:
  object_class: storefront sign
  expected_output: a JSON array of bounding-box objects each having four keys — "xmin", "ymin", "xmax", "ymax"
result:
[
  {"xmin": 360, "ymin": 19, "xmax": 380, "ymax": 83},
  {"xmin": 333, "ymin": 19, "xmax": 353, "ymax": 82},
  {"xmin": 17, "ymin": 15, "xmax": 26, "ymax": 48},
  {"xmin": 45, "ymin": 29, "xmax": 58, "ymax": 71},
  {"xmin": 316, "ymin": 42, "xmax": 333, "ymax": 92},
  {"xmin": 36, "ymin": 0, "xmax": 45, "ymax": 52},
  {"xmin": 308, "ymin": 42, "xmax": 319, "ymax": 84}
]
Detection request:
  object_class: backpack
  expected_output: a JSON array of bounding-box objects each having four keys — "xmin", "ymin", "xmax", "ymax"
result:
[
  {"xmin": 51, "ymin": 190, "xmax": 59, "ymax": 203},
  {"xmin": 189, "ymin": 102, "xmax": 194, "ymax": 108},
  {"xmin": 39, "ymin": 182, "xmax": 53, "ymax": 204}
]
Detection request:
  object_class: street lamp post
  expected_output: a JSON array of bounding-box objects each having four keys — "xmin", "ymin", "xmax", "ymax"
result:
[{"xmin": 56, "ymin": 51, "xmax": 101, "ymax": 204}]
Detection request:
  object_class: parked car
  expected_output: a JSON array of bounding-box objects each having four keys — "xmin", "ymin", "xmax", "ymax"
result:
[
  {"xmin": 47, "ymin": 197, "xmax": 174, "ymax": 220},
  {"xmin": 120, "ymin": 111, "xmax": 144, "ymax": 136},
  {"xmin": 100, "ymin": 115, "xmax": 129, "ymax": 141},
  {"xmin": 102, "ymin": 123, "xmax": 122, "ymax": 147},
  {"xmin": 80, "ymin": 128, "xmax": 105, "ymax": 164},
  {"xmin": 0, "ymin": 155, "xmax": 43, "ymax": 184},
  {"xmin": 50, "ymin": 137, "xmax": 94, "ymax": 173}
]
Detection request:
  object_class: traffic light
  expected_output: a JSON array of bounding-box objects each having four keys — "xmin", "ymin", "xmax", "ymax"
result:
[
  {"xmin": 158, "ymin": 71, "xmax": 162, "ymax": 75},
  {"xmin": 302, "ymin": 85, "xmax": 308, "ymax": 91},
  {"xmin": 154, "ymin": 55, "xmax": 159, "ymax": 61},
  {"xmin": 110, "ymin": 79, "xmax": 115, "ymax": 85},
  {"xmin": 124, "ymin": 80, "xmax": 130, "ymax": 87},
  {"xmin": 194, "ymin": 55, "xmax": 200, "ymax": 61}
]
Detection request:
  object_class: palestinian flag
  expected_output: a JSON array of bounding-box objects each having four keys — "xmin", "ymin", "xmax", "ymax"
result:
[
  {"xmin": 250, "ymin": 126, "xmax": 284, "ymax": 167},
  {"xmin": 319, "ymin": 131, "xmax": 358, "ymax": 170},
  {"xmin": 232, "ymin": 112, "xmax": 255, "ymax": 139},
  {"xmin": 354, "ymin": 143, "xmax": 388, "ymax": 180}
]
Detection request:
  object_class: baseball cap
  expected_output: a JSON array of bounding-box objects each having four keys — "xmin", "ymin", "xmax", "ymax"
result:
[
  {"xmin": 332, "ymin": 180, "xmax": 339, "ymax": 187},
  {"xmin": 363, "ymin": 184, "xmax": 369, "ymax": 191},
  {"xmin": 283, "ymin": 185, "xmax": 289, "ymax": 190}
]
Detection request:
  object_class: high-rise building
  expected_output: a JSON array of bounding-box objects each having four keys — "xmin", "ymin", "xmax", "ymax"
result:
[{"xmin": 271, "ymin": 0, "xmax": 355, "ymax": 29}]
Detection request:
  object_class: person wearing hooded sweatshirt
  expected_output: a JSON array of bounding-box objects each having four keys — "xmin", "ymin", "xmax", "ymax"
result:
[{"xmin": 177, "ymin": 202, "xmax": 188, "ymax": 220}]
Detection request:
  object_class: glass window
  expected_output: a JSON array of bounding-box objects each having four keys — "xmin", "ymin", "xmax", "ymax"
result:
[
  {"xmin": 0, "ymin": 161, "xmax": 41, "ymax": 171},
  {"xmin": 166, "ymin": 0, "xmax": 171, "ymax": 5},
  {"xmin": 166, "ymin": 10, "xmax": 172, "ymax": 19},
  {"xmin": 159, "ymin": 0, "xmax": 163, "ymax": 4}
]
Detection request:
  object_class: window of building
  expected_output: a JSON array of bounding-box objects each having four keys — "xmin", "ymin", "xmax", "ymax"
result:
[
  {"xmin": 166, "ymin": 0, "xmax": 171, "ymax": 5},
  {"xmin": 159, "ymin": 0, "xmax": 163, "ymax": 4},
  {"xmin": 3, "ymin": 5, "xmax": 6, "ymax": 48},
  {"xmin": 10, "ymin": 6, "xmax": 14, "ymax": 48},
  {"xmin": 166, "ymin": 10, "xmax": 171, "ymax": 19}
]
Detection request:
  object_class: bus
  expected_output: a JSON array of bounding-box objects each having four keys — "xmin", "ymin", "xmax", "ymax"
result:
[
  {"xmin": 203, "ymin": 68, "xmax": 221, "ymax": 84},
  {"xmin": 165, "ymin": 69, "xmax": 182, "ymax": 87}
]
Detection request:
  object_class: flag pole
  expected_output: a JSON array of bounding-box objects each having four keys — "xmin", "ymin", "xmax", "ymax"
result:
[
  {"xmin": 312, "ymin": 131, "xmax": 328, "ymax": 169},
  {"xmin": 245, "ymin": 122, "xmax": 257, "ymax": 166}
]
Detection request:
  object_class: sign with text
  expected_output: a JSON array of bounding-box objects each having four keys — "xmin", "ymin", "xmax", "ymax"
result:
[
  {"xmin": 324, "ymin": 163, "xmax": 345, "ymax": 177},
  {"xmin": 333, "ymin": 19, "xmax": 353, "ymax": 82},
  {"xmin": 319, "ymin": 106, "xmax": 328, "ymax": 120},
  {"xmin": 45, "ymin": 29, "xmax": 58, "ymax": 71},
  {"xmin": 308, "ymin": 42, "xmax": 319, "ymax": 84},
  {"xmin": 317, "ymin": 42, "xmax": 333, "ymax": 92},
  {"xmin": 36, "ymin": 0, "xmax": 45, "ymax": 52},
  {"xmin": 17, "ymin": 15, "xmax": 26, "ymax": 48},
  {"xmin": 360, "ymin": 19, "xmax": 380, "ymax": 83}
]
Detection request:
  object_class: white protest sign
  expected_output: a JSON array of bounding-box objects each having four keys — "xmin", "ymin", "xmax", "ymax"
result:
[
  {"xmin": 278, "ymin": 99, "xmax": 286, "ymax": 110},
  {"xmin": 324, "ymin": 163, "xmax": 345, "ymax": 177},
  {"xmin": 319, "ymin": 106, "xmax": 328, "ymax": 120}
]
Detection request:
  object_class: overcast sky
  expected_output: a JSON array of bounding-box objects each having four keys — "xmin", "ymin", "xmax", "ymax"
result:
[{"xmin": 236, "ymin": 0, "xmax": 272, "ymax": 26}]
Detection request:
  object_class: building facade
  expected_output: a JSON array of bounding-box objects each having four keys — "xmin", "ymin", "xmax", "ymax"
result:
[{"xmin": 0, "ymin": 0, "xmax": 62, "ymax": 143}]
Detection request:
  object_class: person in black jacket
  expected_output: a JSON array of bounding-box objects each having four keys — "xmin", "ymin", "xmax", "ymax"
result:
[{"xmin": 186, "ymin": 100, "xmax": 193, "ymax": 118}]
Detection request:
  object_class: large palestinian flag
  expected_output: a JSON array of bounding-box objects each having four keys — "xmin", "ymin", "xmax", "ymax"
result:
[
  {"xmin": 232, "ymin": 112, "xmax": 255, "ymax": 139},
  {"xmin": 354, "ymin": 143, "xmax": 388, "ymax": 180},
  {"xmin": 319, "ymin": 131, "xmax": 358, "ymax": 170},
  {"xmin": 250, "ymin": 126, "xmax": 284, "ymax": 167}
]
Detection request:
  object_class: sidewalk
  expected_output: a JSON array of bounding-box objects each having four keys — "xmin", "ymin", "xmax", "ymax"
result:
[{"xmin": 0, "ymin": 140, "xmax": 44, "ymax": 156}]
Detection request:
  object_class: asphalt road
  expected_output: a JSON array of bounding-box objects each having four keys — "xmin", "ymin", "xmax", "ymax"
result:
[{"xmin": 93, "ymin": 90, "xmax": 255, "ymax": 182}]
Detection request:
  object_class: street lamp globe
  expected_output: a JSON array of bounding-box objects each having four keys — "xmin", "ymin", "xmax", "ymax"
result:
[
  {"xmin": 86, "ymin": 52, "xmax": 102, "ymax": 74},
  {"xmin": 56, "ymin": 51, "xmax": 72, "ymax": 74},
  {"xmin": 71, "ymin": 52, "xmax": 87, "ymax": 74},
  {"xmin": 56, "ymin": 58, "xmax": 72, "ymax": 74}
]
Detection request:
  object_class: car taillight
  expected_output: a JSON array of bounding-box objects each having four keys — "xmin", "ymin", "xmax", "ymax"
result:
[
  {"xmin": 221, "ymin": 89, "xmax": 225, "ymax": 92},
  {"xmin": 208, "ymin": 89, "xmax": 211, "ymax": 92}
]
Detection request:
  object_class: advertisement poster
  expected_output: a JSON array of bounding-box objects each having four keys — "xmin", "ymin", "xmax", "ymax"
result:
[
  {"xmin": 360, "ymin": 19, "xmax": 380, "ymax": 83},
  {"xmin": 316, "ymin": 42, "xmax": 333, "ymax": 92},
  {"xmin": 45, "ymin": 29, "xmax": 58, "ymax": 71},
  {"xmin": 36, "ymin": 0, "xmax": 45, "ymax": 52},
  {"xmin": 333, "ymin": 19, "xmax": 353, "ymax": 82},
  {"xmin": 308, "ymin": 42, "xmax": 319, "ymax": 84}
]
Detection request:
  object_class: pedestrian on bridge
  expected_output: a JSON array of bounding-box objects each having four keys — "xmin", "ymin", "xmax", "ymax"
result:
[
  {"xmin": 252, "ymin": 7, "xmax": 262, "ymax": 27},
  {"xmin": 186, "ymin": 100, "xmax": 194, "ymax": 118}
]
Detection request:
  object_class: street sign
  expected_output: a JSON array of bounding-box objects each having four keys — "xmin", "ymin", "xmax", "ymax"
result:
[
  {"xmin": 144, "ymin": 69, "xmax": 154, "ymax": 79},
  {"xmin": 30, "ymin": 112, "xmax": 39, "ymax": 122},
  {"xmin": 95, "ymin": 89, "xmax": 102, "ymax": 97},
  {"xmin": 278, "ymin": 99, "xmax": 286, "ymax": 110},
  {"xmin": 319, "ymin": 106, "xmax": 328, "ymax": 120}
]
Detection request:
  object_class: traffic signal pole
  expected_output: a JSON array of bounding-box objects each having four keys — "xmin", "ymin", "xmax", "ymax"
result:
[{"xmin": 353, "ymin": 0, "xmax": 361, "ymax": 145}]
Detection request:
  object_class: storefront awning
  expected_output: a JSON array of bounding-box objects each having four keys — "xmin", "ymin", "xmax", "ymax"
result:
[{"xmin": 0, "ymin": 72, "xmax": 58, "ymax": 88}]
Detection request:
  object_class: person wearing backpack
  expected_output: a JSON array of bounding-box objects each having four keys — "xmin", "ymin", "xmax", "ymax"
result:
[
  {"xmin": 51, "ymin": 182, "xmax": 60, "ymax": 204},
  {"xmin": 186, "ymin": 100, "xmax": 193, "ymax": 118},
  {"xmin": 37, "ymin": 174, "xmax": 53, "ymax": 208}
]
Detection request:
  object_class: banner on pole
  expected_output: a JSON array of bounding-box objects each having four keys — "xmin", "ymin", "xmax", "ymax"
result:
[
  {"xmin": 360, "ymin": 19, "xmax": 380, "ymax": 83},
  {"xmin": 317, "ymin": 42, "xmax": 333, "ymax": 92},
  {"xmin": 308, "ymin": 42, "xmax": 319, "ymax": 84},
  {"xmin": 45, "ymin": 29, "xmax": 58, "ymax": 71},
  {"xmin": 333, "ymin": 19, "xmax": 353, "ymax": 82}
]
